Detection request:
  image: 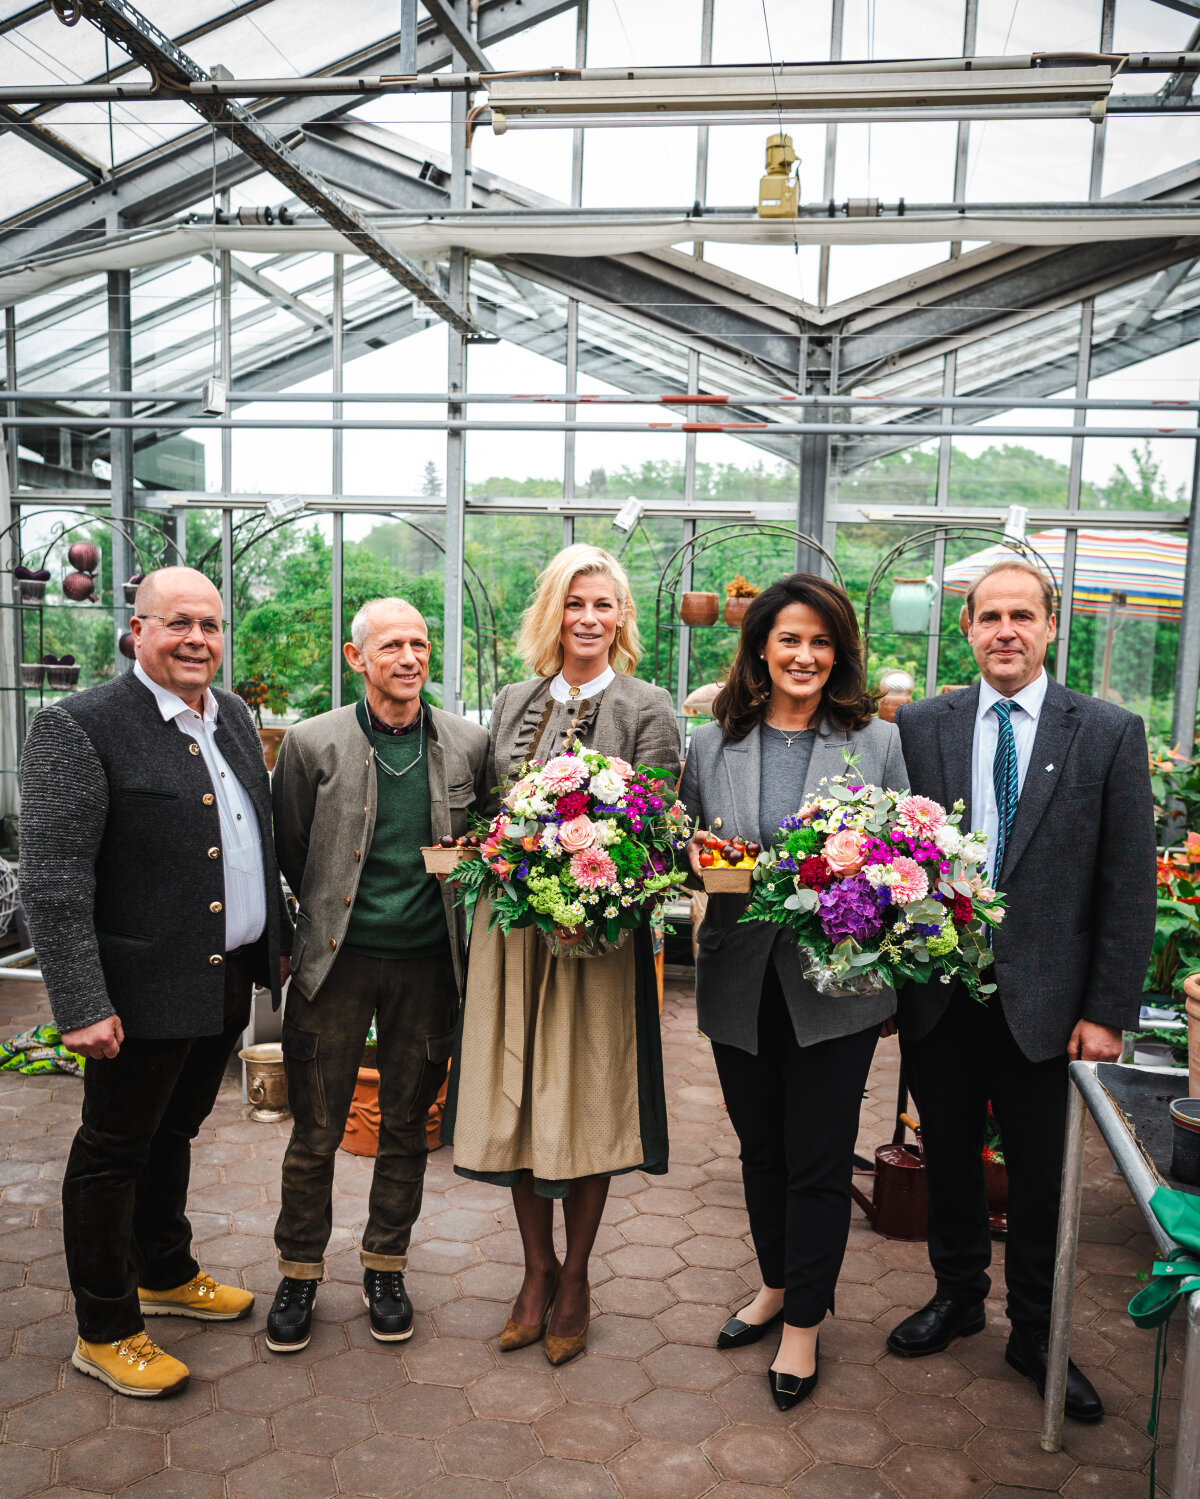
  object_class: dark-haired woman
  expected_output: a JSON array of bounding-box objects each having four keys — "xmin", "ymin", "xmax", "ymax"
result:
[{"xmin": 679, "ymin": 572, "xmax": 908, "ymax": 1411}]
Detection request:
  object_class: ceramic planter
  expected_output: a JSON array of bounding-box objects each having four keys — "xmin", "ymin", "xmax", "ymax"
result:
[
  {"xmin": 1184, "ymin": 973, "xmax": 1200, "ymax": 1099},
  {"xmin": 724, "ymin": 595, "xmax": 753, "ymax": 629},
  {"xmin": 258, "ymin": 726, "xmax": 286, "ymax": 771},
  {"xmin": 889, "ymin": 577, "xmax": 937, "ymax": 634},
  {"xmin": 341, "ymin": 1066, "xmax": 381, "ymax": 1156},
  {"xmin": 19, "ymin": 663, "xmax": 44, "ymax": 688},
  {"xmin": 45, "ymin": 663, "xmax": 79, "ymax": 690},
  {"xmin": 16, "ymin": 578, "xmax": 46, "ymax": 604},
  {"xmin": 679, "ymin": 591, "xmax": 719, "ymax": 627}
]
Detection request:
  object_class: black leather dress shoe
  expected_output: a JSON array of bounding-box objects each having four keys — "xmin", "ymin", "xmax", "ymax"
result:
[
  {"xmin": 363, "ymin": 1270, "xmax": 414, "ymax": 1342},
  {"xmin": 716, "ymin": 1307, "xmax": 783, "ymax": 1350},
  {"xmin": 886, "ymin": 1295, "xmax": 986, "ymax": 1357},
  {"xmin": 1005, "ymin": 1325, "xmax": 1103, "ymax": 1423}
]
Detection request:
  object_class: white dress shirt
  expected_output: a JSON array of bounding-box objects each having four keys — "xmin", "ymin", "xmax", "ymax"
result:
[
  {"xmin": 134, "ymin": 663, "xmax": 267, "ymax": 951},
  {"xmin": 970, "ymin": 668, "xmax": 1050, "ymax": 870},
  {"xmin": 550, "ymin": 665, "xmax": 615, "ymax": 702}
]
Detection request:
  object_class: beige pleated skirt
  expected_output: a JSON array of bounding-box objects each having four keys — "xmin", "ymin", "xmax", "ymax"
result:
[{"xmin": 444, "ymin": 894, "xmax": 666, "ymax": 1190}]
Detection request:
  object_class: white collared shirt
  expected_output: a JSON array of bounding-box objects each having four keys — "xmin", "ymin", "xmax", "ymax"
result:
[
  {"xmin": 971, "ymin": 668, "xmax": 1050, "ymax": 871},
  {"xmin": 134, "ymin": 662, "xmax": 267, "ymax": 951},
  {"xmin": 549, "ymin": 665, "xmax": 615, "ymax": 702}
]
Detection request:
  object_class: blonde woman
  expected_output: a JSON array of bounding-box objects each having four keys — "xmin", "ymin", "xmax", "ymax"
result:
[{"xmin": 442, "ymin": 545, "xmax": 680, "ymax": 1364}]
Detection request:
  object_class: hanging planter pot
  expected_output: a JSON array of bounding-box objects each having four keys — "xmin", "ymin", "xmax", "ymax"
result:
[
  {"xmin": 123, "ymin": 572, "xmax": 143, "ymax": 606},
  {"xmin": 679, "ymin": 591, "xmax": 719, "ymax": 627},
  {"xmin": 889, "ymin": 577, "xmax": 937, "ymax": 634},
  {"xmin": 44, "ymin": 655, "xmax": 79, "ymax": 690},
  {"xmin": 14, "ymin": 567, "xmax": 50, "ymax": 604},
  {"xmin": 19, "ymin": 663, "xmax": 45, "ymax": 688},
  {"xmin": 724, "ymin": 595, "xmax": 753, "ymax": 629}
]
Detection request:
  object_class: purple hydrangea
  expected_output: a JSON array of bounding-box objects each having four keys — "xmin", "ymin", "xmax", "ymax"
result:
[{"xmin": 817, "ymin": 876, "xmax": 884, "ymax": 945}]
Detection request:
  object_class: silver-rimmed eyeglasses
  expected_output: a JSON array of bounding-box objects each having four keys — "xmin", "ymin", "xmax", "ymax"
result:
[{"xmin": 137, "ymin": 614, "xmax": 227, "ymax": 637}]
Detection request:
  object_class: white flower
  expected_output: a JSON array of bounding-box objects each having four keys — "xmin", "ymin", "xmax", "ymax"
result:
[
  {"xmin": 621, "ymin": 896, "xmax": 632, "ymax": 906},
  {"xmin": 933, "ymin": 824, "xmax": 963, "ymax": 856},
  {"xmin": 539, "ymin": 824, "xmax": 563, "ymax": 855},
  {"xmin": 863, "ymin": 863, "xmax": 901, "ymax": 888},
  {"xmin": 604, "ymin": 905, "xmax": 618, "ymax": 917},
  {"xmin": 590, "ymin": 768, "xmax": 628, "ymax": 803},
  {"xmin": 593, "ymin": 819, "xmax": 622, "ymax": 848},
  {"xmin": 940, "ymin": 974, "xmax": 953, "ymax": 984}
]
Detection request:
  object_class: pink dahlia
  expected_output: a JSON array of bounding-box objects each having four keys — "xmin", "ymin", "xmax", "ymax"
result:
[
  {"xmin": 889, "ymin": 856, "xmax": 929, "ymax": 906},
  {"xmin": 539, "ymin": 754, "xmax": 588, "ymax": 794},
  {"xmin": 895, "ymin": 795, "xmax": 947, "ymax": 838},
  {"xmin": 569, "ymin": 847, "xmax": 617, "ymax": 891}
]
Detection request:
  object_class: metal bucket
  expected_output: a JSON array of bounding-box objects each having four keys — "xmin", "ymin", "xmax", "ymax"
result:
[
  {"xmin": 239, "ymin": 1042, "xmax": 289, "ymax": 1122},
  {"xmin": 1170, "ymin": 1098, "xmax": 1200, "ymax": 1187}
]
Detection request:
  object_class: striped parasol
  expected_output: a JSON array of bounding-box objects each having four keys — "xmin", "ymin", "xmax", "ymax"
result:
[{"xmin": 942, "ymin": 529, "xmax": 1187, "ymax": 621}]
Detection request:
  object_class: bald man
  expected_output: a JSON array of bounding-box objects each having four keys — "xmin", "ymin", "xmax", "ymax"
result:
[
  {"xmin": 267, "ymin": 598, "xmax": 487, "ymax": 1353},
  {"xmin": 19, "ymin": 567, "xmax": 292, "ymax": 1398}
]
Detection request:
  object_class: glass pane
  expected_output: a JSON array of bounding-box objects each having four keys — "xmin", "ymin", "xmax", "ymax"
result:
[
  {"xmin": 712, "ymin": 0, "xmax": 832, "ymax": 63},
  {"xmin": 15, "ymin": 504, "xmax": 117, "ymax": 700},
  {"xmin": 342, "ymin": 323, "xmax": 449, "ymax": 500},
  {"xmin": 826, "ymin": 244, "xmax": 955, "ymax": 306},
  {"xmin": 833, "ymin": 122, "xmax": 958, "ymax": 202},
  {"xmin": 963, "ymin": 121, "xmax": 1094, "ymax": 201},
  {"xmin": 843, "ymin": 0, "xmax": 964, "ymax": 57},
  {"xmin": 582, "ymin": 125, "xmax": 698, "ymax": 208},
  {"xmin": 1102, "ymin": 118, "xmax": 1200, "ymax": 198},
  {"xmin": 975, "ymin": 0, "xmax": 1101, "ymax": 54},
  {"xmin": 462, "ymin": 513, "xmax": 566, "ymax": 712},
  {"xmin": 585, "ymin": 0, "xmax": 702, "ymax": 67}
]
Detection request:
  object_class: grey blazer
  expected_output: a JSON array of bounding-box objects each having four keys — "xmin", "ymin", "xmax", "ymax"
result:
[
  {"xmin": 894, "ymin": 678, "xmax": 1157, "ymax": 1062},
  {"xmin": 679, "ymin": 714, "xmax": 909, "ymax": 1053},
  {"xmin": 273, "ymin": 702, "xmax": 489, "ymax": 1001}
]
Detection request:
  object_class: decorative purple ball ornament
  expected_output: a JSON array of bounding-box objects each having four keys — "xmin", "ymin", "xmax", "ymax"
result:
[
  {"xmin": 118, "ymin": 632, "xmax": 136, "ymax": 660},
  {"xmin": 62, "ymin": 571, "xmax": 97, "ymax": 603},
  {"xmin": 67, "ymin": 541, "xmax": 100, "ymax": 573}
]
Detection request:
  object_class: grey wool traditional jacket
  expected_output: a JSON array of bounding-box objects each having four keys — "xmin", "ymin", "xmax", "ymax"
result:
[
  {"xmin": 679, "ymin": 713, "xmax": 909, "ymax": 1053},
  {"xmin": 894, "ymin": 678, "xmax": 1158, "ymax": 1062},
  {"xmin": 272, "ymin": 701, "xmax": 489, "ymax": 1001},
  {"xmin": 18, "ymin": 670, "xmax": 292, "ymax": 1041}
]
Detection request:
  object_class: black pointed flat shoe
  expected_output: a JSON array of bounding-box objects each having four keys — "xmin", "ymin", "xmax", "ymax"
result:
[
  {"xmin": 768, "ymin": 1364, "xmax": 818, "ymax": 1412},
  {"xmin": 716, "ymin": 1307, "xmax": 784, "ymax": 1350}
]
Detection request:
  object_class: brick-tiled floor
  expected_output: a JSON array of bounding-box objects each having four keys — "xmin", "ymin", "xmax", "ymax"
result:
[{"xmin": 0, "ymin": 970, "xmax": 1184, "ymax": 1497}]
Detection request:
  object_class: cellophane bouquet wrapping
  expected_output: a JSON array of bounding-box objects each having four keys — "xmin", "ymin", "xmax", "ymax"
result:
[
  {"xmin": 740, "ymin": 753, "xmax": 1006, "ymax": 998},
  {"xmin": 452, "ymin": 740, "xmax": 693, "ymax": 957}
]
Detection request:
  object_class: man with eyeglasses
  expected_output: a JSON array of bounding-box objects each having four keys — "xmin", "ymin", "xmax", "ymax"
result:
[
  {"xmin": 18, "ymin": 566, "xmax": 292, "ymax": 1398},
  {"xmin": 266, "ymin": 597, "xmax": 487, "ymax": 1353}
]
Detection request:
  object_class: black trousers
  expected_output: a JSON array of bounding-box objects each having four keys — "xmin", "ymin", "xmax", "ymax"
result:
[
  {"xmin": 901, "ymin": 992, "xmax": 1068, "ymax": 1329},
  {"xmin": 711, "ymin": 971, "xmax": 879, "ymax": 1328},
  {"xmin": 275, "ymin": 948, "xmax": 458, "ymax": 1278},
  {"xmin": 62, "ymin": 951, "xmax": 254, "ymax": 1343}
]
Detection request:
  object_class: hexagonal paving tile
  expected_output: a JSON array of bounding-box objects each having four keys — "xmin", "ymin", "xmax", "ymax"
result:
[
  {"xmin": 334, "ymin": 1434, "xmax": 443, "ymax": 1497},
  {"xmin": 508, "ymin": 1455, "xmax": 621, "ymax": 1499},
  {"xmin": 312, "ymin": 1347, "xmax": 407, "ymax": 1401},
  {"xmin": 881, "ymin": 1443, "xmax": 989, "ymax": 1499},
  {"xmin": 168, "ymin": 1409, "xmax": 272, "ymax": 1472},
  {"xmin": 215, "ymin": 1358, "xmax": 313, "ymax": 1414},
  {"xmin": 641, "ymin": 1342, "xmax": 734, "ymax": 1393},
  {"xmin": 466, "ymin": 1367, "xmax": 561, "ymax": 1422},
  {"xmin": 703, "ymin": 1423, "xmax": 809, "ymax": 1486},
  {"xmin": 227, "ymin": 1448, "xmax": 337, "ymax": 1499},
  {"xmin": 436, "ymin": 1417, "xmax": 542, "ymax": 1478},
  {"xmin": 628, "ymin": 1388, "xmax": 726, "ymax": 1444},
  {"xmin": 272, "ymin": 1394, "xmax": 375, "ymax": 1455},
  {"xmin": 534, "ymin": 1403, "xmax": 635, "ymax": 1463},
  {"xmin": 403, "ymin": 1336, "xmax": 495, "ymax": 1388},
  {"xmin": 879, "ymin": 1392, "xmax": 982, "ymax": 1449},
  {"xmin": 57, "ymin": 1427, "xmax": 166, "ymax": 1491},
  {"xmin": 606, "ymin": 1437, "xmax": 717, "ymax": 1499},
  {"xmin": 799, "ymin": 1409, "xmax": 898, "ymax": 1468},
  {"xmin": 372, "ymin": 1381, "xmax": 472, "ymax": 1437},
  {"xmin": 0, "ymin": 1442, "xmax": 53, "ymax": 1499},
  {"xmin": 5, "ymin": 1384, "xmax": 111, "ymax": 1447}
]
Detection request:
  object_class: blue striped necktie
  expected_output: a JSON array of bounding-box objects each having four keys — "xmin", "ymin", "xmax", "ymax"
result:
[{"xmin": 991, "ymin": 699, "xmax": 1019, "ymax": 885}]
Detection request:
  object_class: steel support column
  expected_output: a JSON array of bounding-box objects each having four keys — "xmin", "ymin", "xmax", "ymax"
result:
[
  {"xmin": 331, "ymin": 252, "xmax": 344, "ymax": 710},
  {"xmin": 0, "ymin": 431, "xmax": 18, "ymax": 816},
  {"xmin": 107, "ymin": 270, "xmax": 133, "ymax": 671},
  {"xmin": 443, "ymin": 0, "xmax": 471, "ymax": 715},
  {"xmin": 1172, "ymin": 432, "xmax": 1200, "ymax": 753}
]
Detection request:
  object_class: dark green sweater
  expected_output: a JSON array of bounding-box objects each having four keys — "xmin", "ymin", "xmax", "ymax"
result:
[{"xmin": 345, "ymin": 703, "xmax": 450, "ymax": 961}]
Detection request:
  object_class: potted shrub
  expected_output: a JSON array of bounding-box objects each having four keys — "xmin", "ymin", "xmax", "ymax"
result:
[
  {"xmin": 724, "ymin": 574, "xmax": 760, "ymax": 628},
  {"xmin": 235, "ymin": 674, "xmax": 290, "ymax": 770}
]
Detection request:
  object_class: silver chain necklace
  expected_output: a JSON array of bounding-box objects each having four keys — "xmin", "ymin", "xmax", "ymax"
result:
[
  {"xmin": 372, "ymin": 711, "xmax": 425, "ymax": 778},
  {"xmin": 766, "ymin": 719, "xmax": 812, "ymax": 749}
]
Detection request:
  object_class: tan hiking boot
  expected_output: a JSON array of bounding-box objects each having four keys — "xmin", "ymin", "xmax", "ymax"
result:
[
  {"xmin": 139, "ymin": 1271, "xmax": 254, "ymax": 1321},
  {"xmin": 72, "ymin": 1332, "xmax": 189, "ymax": 1398}
]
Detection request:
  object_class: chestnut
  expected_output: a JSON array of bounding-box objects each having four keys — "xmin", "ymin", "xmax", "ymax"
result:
[{"xmin": 438, "ymin": 834, "xmax": 456, "ymax": 849}]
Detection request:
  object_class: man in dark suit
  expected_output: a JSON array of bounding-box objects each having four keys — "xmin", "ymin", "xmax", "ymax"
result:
[
  {"xmin": 19, "ymin": 566, "xmax": 292, "ymax": 1398},
  {"xmin": 887, "ymin": 559, "xmax": 1156, "ymax": 1423}
]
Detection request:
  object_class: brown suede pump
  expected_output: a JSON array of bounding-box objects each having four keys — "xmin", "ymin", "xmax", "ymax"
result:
[
  {"xmin": 499, "ymin": 1279, "xmax": 557, "ymax": 1352},
  {"xmin": 544, "ymin": 1280, "xmax": 591, "ymax": 1366}
]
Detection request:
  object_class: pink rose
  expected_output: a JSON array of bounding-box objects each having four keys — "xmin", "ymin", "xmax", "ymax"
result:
[
  {"xmin": 606, "ymin": 757, "xmax": 634, "ymax": 778},
  {"xmin": 557, "ymin": 815, "xmax": 597, "ymax": 854},
  {"xmin": 823, "ymin": 828, "xmax": 870, "ymax": 877}
]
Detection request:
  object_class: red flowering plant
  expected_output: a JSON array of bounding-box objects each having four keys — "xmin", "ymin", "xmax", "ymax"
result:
[
  {"xmin": 982, "ymin": 1102, "xmax": 1005, "ymax": 1167},
  {"xmin": 741, "ymin": 749, "xmax": 1007, "ymax": 999}
]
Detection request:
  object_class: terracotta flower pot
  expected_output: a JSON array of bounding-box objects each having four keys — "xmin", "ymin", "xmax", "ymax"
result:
[
  {"xmin": 1184, "ymin": 973, "xmax": 1200, "ymax": 1100},
  {"xmin": 724, "ymin": 595, "xmax": 753, "ymax": 629},
  {"xmin": 258, "ymin": 726, "xmax": 286, "ymax": 772},
  {"xmin": 341, "ymin": 1066, "xmax": 380, "ymax": 1156},
  {"xmin": 679, "ymin": 591, "xmax": 719, "ymax": 627}
]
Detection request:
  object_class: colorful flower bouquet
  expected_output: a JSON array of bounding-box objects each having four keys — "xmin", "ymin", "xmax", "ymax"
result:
[
  {"xmin": 740, "ymin": 753, "xmax": 1006, "ymax": 999},
  {"xmin": 452, "ymin": 741, "xmax": 693, "ymax": 958}
]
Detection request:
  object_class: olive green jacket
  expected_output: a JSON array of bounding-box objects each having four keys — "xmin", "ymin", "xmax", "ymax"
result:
[{"xmin": 273, "ymin": 702, "xmax": 489, "ymax": 1000}]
